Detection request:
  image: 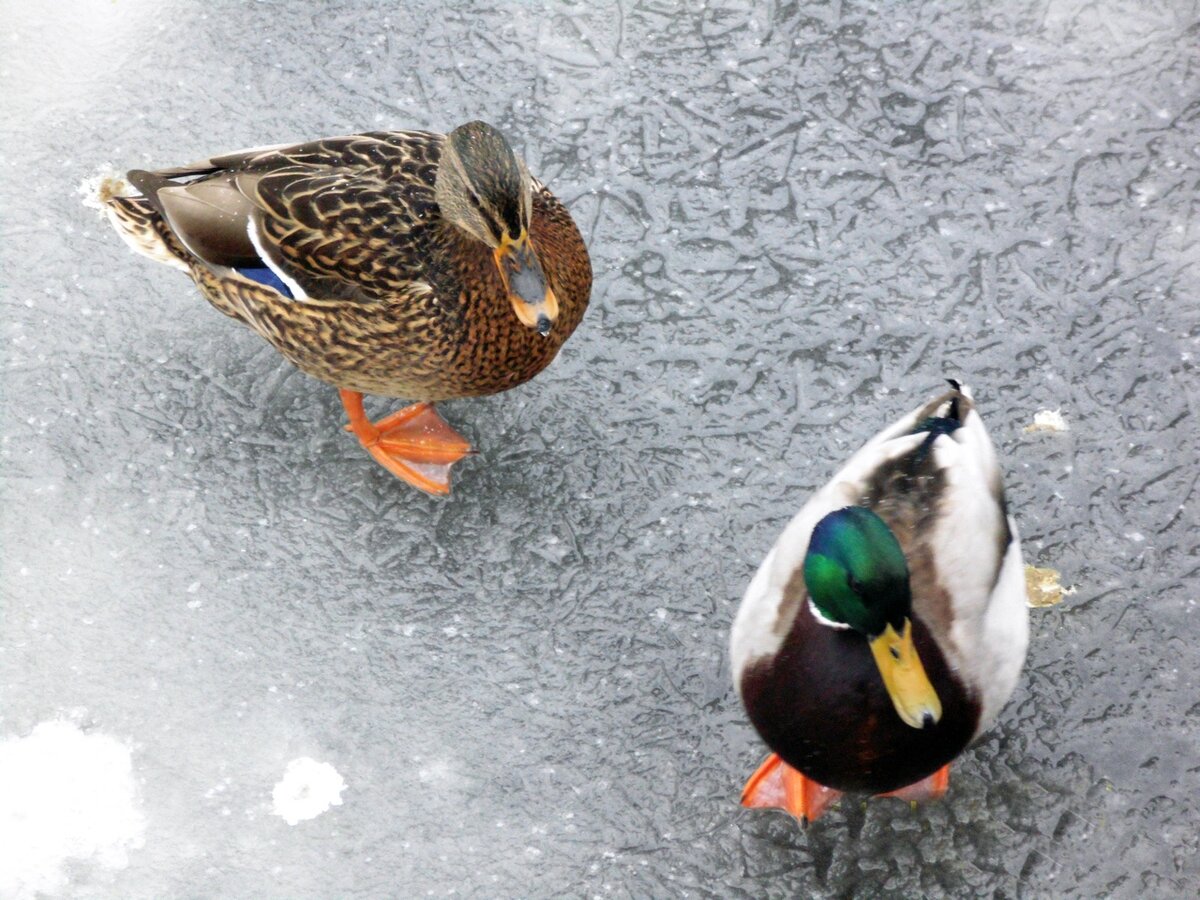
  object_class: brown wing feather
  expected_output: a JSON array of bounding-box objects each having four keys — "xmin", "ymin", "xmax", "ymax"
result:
[
  {"xmin": 157, "ymin": 176, "xmax": 260, "ymax": 267},
  {"xmin": 244, "ymin": 134, "xmax": 445, "ymax": 301},
  {"xmin": 131, "ymin": 131, "xmax": 448, "ymax": 303}
]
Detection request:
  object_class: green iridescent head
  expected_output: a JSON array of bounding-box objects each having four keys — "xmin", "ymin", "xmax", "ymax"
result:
[
  {"xmin": 803, "ymin": 506, "xmax": 941, "ymax": 729},
  {"xmin": 802, "ymin": 506, "xmax": 912, "ymax": 636}
]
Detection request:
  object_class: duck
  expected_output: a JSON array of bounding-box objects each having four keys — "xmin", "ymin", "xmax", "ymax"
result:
[
  {"xmin": 100, "ymin": 121, "xmax": 591, "ymax": 494},
  {"xmin": 730, "ymin": 381, "xmax": 1029, "ymax": 822}
]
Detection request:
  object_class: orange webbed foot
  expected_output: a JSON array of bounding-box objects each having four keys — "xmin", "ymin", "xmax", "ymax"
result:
[
  {"xmin": 877, "ymin": 764, "xmax": 951, "ymax": 805},
  {"xmin": 339, "ymin": 390, "xmax": 473, "ymax": 495},
  {"xmin": 741, "ymin": 753, "xmax": 842, "ymax": 824}
]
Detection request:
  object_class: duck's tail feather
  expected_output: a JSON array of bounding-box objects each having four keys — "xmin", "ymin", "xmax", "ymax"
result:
[
  {"xmin": 908, "ymin": 380, "xmax": 974, "ymax": 458},
  {"xmin": 97, "ymin": 175, "xmax": 192, "ymax": 272}
]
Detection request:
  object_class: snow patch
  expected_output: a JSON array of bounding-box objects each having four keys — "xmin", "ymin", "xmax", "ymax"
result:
[
  {"xmin": 271, "ymin": 758, "xmax": 346, "ymax": 825},
  {"xmin": 0, "ymin": 720, "xmax": 146, "ymax": 899}
]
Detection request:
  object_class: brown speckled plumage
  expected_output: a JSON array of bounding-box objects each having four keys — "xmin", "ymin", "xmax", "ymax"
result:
[{"xmin": 103, "ymin": 129, "xmax": 591, "ymax": 401}]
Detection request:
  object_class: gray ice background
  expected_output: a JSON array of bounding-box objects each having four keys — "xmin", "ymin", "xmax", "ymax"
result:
[{"xmin": 2, "ymin": 0, "xmax": 1198, "ymax": 896}]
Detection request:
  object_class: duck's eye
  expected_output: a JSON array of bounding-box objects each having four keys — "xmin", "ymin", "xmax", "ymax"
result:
[
  {"xmin": 482, "ymin": 212, "xmax": 504, "ymax": 244},
  {"xmin": 846, "ymin": 572, "xmax": 862, "ymax": 594}
]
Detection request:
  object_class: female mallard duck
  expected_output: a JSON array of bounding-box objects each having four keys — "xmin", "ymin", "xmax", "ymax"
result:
[
  {"xmin": 730, "ymin": 382, "xmax": 1029, "ymax": 822},
  {"xmin": 101, "ymin": 121, "xmax": 591, "ymax": 494}
]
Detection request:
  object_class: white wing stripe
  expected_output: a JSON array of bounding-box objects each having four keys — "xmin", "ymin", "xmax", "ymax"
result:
[{"xmin": 245, "ymin": 219, "xmax": 308, "ymax": 301}]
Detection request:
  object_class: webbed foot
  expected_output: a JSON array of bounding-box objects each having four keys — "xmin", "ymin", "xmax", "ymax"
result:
[
  {"xmin": 878, "ymin": 764, "xmax": 951, "ymax": 804},
  {"xmin": 741, "ymin": 753, "xmax": 842, "ymax": 824},
  {"xmin": 340, "ymin": 390, "xmax": 473, "ymax": 494}
]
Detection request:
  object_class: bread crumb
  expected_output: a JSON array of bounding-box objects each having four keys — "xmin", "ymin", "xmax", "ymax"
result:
[
  {"xmin": 1024, "ymin": 409, "xmax": 1069, "ymax": 433},
  {"xmin": 1025, "ymin": 564, "xmax": 1076, "ymax": 607}
]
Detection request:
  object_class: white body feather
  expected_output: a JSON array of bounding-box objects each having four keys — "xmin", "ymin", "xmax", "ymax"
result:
[{"xmin": 730, "ymin": 385, "xmax": 1029, "ymax": 739}]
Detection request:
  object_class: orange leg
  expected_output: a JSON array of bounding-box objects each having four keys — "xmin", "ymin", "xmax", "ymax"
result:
[
  {"xmin": 339, "ymin": 390, "xmax": 473, "ymax": 495},
  {"xmin": 741, "ymin": 753, "xmax": 842, "ymax": 824}
]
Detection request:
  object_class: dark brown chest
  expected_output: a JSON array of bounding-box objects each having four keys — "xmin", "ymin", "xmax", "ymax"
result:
[{"xmin": 740, "ymin": 607, "xmax": 980, "ymax": 794}]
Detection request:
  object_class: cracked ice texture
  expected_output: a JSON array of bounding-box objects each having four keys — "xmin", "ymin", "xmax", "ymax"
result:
[{"xmin": 2, "ymin": 0, "xmax": 1198, "ymax": 896}]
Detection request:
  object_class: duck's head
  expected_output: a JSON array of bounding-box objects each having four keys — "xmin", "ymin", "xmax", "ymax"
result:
[
  {"xmin": 435, "ymin": 121, "xmax": 558, "ymax": 336},
  {"xmin": 803, "ymin": 507, "xmax": 943, "ymax": 730}
]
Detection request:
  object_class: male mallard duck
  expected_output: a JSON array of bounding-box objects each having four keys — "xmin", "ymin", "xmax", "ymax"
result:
[
  {"xmin": 100, "ymin": 121, "xmax": 591, "ymax": 494},
  {"xmin": 730, "ymin": 382, "xmax": 1029, "ymax": 822}
]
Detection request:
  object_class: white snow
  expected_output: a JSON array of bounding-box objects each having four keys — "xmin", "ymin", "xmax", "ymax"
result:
[
  {"xmin": 0, "ymin": 720, "xmax": 146, "ymax": 899},
  {"xmin": 271, "ymin": 757, "xmax": 346, "ymax": 825}
]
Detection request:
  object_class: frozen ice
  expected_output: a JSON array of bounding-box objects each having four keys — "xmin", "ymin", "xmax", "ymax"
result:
[{"xmin": 4, "ymin": 0, "xmax": 1200, "ymax": 896}]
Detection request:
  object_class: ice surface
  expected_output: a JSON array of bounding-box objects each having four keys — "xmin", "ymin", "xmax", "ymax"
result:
[{"xmin": 2, "ymin": 0, "xmax": 1198, "ymax": 896}]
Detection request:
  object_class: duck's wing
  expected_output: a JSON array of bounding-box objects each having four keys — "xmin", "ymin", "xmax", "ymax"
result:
[
  {"xmin": 126, "ymin": 131, "xmax": 446, "ymax": 303},
  {"xmin": 730, "ymin": 402, "xmax": 933, "ymax": 677},
  {"xmin": 904, "ymin": 385, "xmax": 1028, "ymax": 732}
]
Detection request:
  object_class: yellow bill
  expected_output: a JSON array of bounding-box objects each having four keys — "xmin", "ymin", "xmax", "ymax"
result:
[{"xmin": 869, "ymin": 619, "xmax": 943, "ymax": 729}]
